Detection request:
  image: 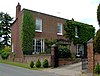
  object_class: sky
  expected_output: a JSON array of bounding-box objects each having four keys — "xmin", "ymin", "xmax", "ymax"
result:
[{"xmin": 0, "ymin": 0, "xmax": 100, "ymax": 31}]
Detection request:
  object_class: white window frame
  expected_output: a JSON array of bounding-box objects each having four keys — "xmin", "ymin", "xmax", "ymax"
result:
[
  {"xmin": 35, "ymin": 18, "xmax": 42, "ymax": 32},
  {"xmin": 57, "ymin": 23, "xmax": 63, "ymax": 35},
  {"xmin": 33, "ymin": 39, "xmax": 44, "ymax": 54},
  {"xmin": 12, "ymin": 43, "xmax": 14, "ymax": 52},
  {"xmin": 76, "ymin": 44, "xmax": 84, "ymax": 57}
]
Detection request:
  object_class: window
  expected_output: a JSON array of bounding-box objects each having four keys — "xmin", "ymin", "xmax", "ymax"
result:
[
  {"xmin": 76, "ymin": 44, "xmax": 84, "ymax": 57},
  {"xmin": 35, "ymin": 18, "xmax": 42, "ymax": 32},
  {"xmin": 75, "ymin": 26, "xmax": 78, "ymax": 38},
  {"xmin": 57, "ymin": 23, "xmax": 63, "ymax": 35},
  {"xmin": 33, "ymin": 39, "xmax": 44, "ymax": 54}
]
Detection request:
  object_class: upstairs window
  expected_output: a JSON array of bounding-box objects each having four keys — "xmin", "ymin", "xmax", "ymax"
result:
[
  {"xmin": 36, "ymin": 18, "xmax": 42, "ymax": 32},
  {"xmin": 57, "ymin": 23, "xmax": 63, "ymax": 35}
]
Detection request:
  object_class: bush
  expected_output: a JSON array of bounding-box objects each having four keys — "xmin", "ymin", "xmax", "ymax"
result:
[
  {"xmin": 1, "ymin": 46, "xmax": 11, "ymax": 60},
  {"xmin": 95, "ymin": 63, "xmax": 100, "ymax": 74},
  {"xmin": 36, "ymin": 59, "xmax": 41, "ymax": 68},
  {"xmin": 1, "ymin": 52, "xmax": 10, "ymax": 60},
  {"xmin": 43, "ymin": 59, "xmax": 49, "ymax": 68},
  {"xmin": 30, "ymin": 61, "xmax": 34, "ymax": 68},
  {"xmin": 58, "ymin": 45, "xmax": 71, "ymax": 58},
  {"xmin": 4, "ymin": 46, "xmax": 11, "ymax": 52}
]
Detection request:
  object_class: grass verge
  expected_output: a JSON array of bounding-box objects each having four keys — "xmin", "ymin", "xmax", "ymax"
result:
[{"xmin": 0, "ymin": 60, "xmax": 44, "ymax": 70}]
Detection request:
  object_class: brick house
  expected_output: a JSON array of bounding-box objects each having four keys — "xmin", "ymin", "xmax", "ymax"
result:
[{"xmin": 11, "ymin": 3, "xmax": 77, "ymax": 60}]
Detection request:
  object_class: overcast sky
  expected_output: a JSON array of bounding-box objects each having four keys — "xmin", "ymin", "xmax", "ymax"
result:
[{"xmin": 0, "ymin": 0, "xmax": 100, "ymax": 31}]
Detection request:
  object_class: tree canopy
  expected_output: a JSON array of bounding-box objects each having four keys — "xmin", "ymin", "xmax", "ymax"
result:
[
  {"xmin": 94, "ymin": 4, "xmax": 100, "ymax": 54},
  {"xmin": 0, "ymin": 12, "xmax": 13, "ymax": 47},
  {"xmin": 97, "ymin": 4, "xmax": 100, "ymax": 27}
]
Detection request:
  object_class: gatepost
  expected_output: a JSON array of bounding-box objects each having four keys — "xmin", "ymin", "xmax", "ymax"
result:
[{"xmin": 87, "ymin": 38, "xmax": 94, "ymax": 73}]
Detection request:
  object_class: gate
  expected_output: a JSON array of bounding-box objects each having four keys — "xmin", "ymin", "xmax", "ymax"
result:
[{"xmin": 82, "ymin": 58, "xmax": 88, "ymax": 70}]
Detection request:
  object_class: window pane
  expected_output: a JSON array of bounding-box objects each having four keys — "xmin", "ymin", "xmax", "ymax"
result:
[
  {"xmin": 33, "ymin": 39, "xmax": 44, "ymax": 54},
  {"xmin": 36, "ymin": 18, "xmax": 42, "ymax": 32},
  {"xmin": 57, "ymin": 23, "xmax": 62, "ymax": 34}
]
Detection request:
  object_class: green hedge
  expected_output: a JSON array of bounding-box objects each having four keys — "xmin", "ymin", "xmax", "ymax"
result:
[
  {"xmin": 58, "ymin": 45, "xmax": 71, "ymax": 58},
  {"xmin": 20, "ymin": 10, "xmax": 35, "ymax": 55}
]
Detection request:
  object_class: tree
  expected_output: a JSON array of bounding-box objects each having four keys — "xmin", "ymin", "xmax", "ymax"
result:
[
  {"xmin": 97, "ymin": 4, "xmax": 100, "ymax": 27},
  {"xmin": 0, "ymin": 12, "xmax": 13, "ymax": 46},
  {"xmin": 94, "ymin": 4, "xmax": 100, "ymax": 54},
  {"xmin": 94, "ymin": 29, "xmax": 100, "ymax": 54}
]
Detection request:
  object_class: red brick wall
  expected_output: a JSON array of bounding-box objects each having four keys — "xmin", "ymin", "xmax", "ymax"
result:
[
  {"xmin": 95, "ymin": 54, "xmax": 100, "ymax": 65},
  {"xmin": 28, "ymin": 10, "xmax": 66, "ymax": 40},
  {"xmin": 23, "ymin": 54, "xmax": 51, "ymax": 66},
  {"xmin": 11, "ymin": 11, "xmax": 23, "ymax": 62}
]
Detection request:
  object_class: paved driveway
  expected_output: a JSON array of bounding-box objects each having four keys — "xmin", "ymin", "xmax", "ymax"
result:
[
  {"xmin": 0, "ymin": 63, "xmax": 59, "ymax": 76},
  {"xmin": 43, "ymin": 62, "xmax": 83, "ymax": 76}
]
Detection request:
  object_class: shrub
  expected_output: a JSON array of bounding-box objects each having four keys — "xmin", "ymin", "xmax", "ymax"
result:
[
  {"xmin": 95, "ymin": 63, "xmax": 100, "ymax": 74},
  {"xmin": 4, "ymin": 46, "xmax": 11, "ymax": 52},
  {"xmin": 1, "ymin": 46, "xmax": 11, "ymax": 60},
  {"xmin": 36, "ymin": 59, "xmax": 41, "ymax": 68},
  {"xmin": 43, "ymin": 59, "xmax": 49, "ymax": 68},
  {"xmin": 30, "ymin": 61, "xmax": 34, "ymax": 68},
  {"xmin": 58, "ymin": 45, "xmax": 71, "ymax": 58},
  {"xmin": 1, "ymin": 52, "xmax": 10, "ymax": 60}
]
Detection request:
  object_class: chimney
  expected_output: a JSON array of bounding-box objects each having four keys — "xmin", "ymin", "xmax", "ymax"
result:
[{"xmin": 16, "ymin": 2, "xmax": 21, "ymax": 18}]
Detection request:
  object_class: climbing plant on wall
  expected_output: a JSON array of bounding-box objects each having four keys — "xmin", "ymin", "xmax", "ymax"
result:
[
  {"xmin": 20, "ymin": 9, "xmax": 35, "ymax": 55},
  {"xmin": 64, "ymin": 20, "xmax": 95, "ymax": 44}
]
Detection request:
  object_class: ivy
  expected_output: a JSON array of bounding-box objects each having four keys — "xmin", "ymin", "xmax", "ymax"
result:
[
  {"xmin": 20, "ymin": 10, "xmax": 35, "ymax": 55},
  {"xmin": 64, "ymin": 20, "xmax": 95, "ymax": 44}
]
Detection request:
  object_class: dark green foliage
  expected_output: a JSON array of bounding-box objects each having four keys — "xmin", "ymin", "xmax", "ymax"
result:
[
  {"xmin": 97, "ymin": 4, "xmax": 100, "ymax": 27},
  {"xmin": 45, "ymin": 39, "xmax": 55, "ymax": 54},
  {"xmin": 95, "ymin": 63, "xmax": 100, "ymax": 74},
  {"xmin": 94, "ymin": 29, "xmax": 100, "ymax": 54},
  {"xmin": 64, "ymin": 20, "xmax": 95, "ymax": 44},
  {"xmin": 1, "ymin": 46, "xmax": 11, "ymax": 60},
  {"xmin": 43, "ymin": 59, "xmax": 49, "ymax": 68},
  {"xmin": 58, "ymin": 45, "xmax": 71, "ymax": 58},
  {"xmin": 20, "ymin": 9, "xmax": 35, "ymax": 55},
  {"xmin": 0, "ymin": 12, "xmax": 13, "ymax": 46},
  {"xmin": 30, "ymin": 61, "xmax": 34, "ymax": 68},
  {"xmin": 36, "ymin": 59, "xmax": 41, "ymax": 68},
  {"xmin": 1, "ymin": 51, "xmax": 10, "ymax": 60}
]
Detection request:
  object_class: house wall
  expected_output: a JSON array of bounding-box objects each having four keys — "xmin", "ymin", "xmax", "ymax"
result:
[
  {"xmin": 11, "ymin": 11, "xmax": 23, "ymax": 62},
  {"xmin": 28, "ymin": 10, "xmax": 65, "ymax": 40},
  {"xmin": 11, "ymin": 3, "xmax": 77, "ymax": 62}
]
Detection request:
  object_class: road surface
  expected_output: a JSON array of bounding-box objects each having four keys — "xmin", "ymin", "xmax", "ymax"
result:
[{"xmin": 0, "ymin": 63, "xmax": 59, "ymax": 76}]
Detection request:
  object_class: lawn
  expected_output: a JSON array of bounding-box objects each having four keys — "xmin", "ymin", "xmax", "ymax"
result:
[{"xmin": 0, "ymin": 60, "xmax": 44, "ymax": 70}]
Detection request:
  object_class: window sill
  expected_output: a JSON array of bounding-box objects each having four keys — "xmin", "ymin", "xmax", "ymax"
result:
[
  {"xmin": 35, "ymin": 30, "xmax": 42, "ymax": 32},
  {"xmin": 57, "ymin": 33, "xmax": 63, "ymax": 36}
]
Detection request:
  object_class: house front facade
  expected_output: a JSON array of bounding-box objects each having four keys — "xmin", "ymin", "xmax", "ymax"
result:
[{"xmin": 11, "ymin": 3, "xmax": 77, "ymax": 60}]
